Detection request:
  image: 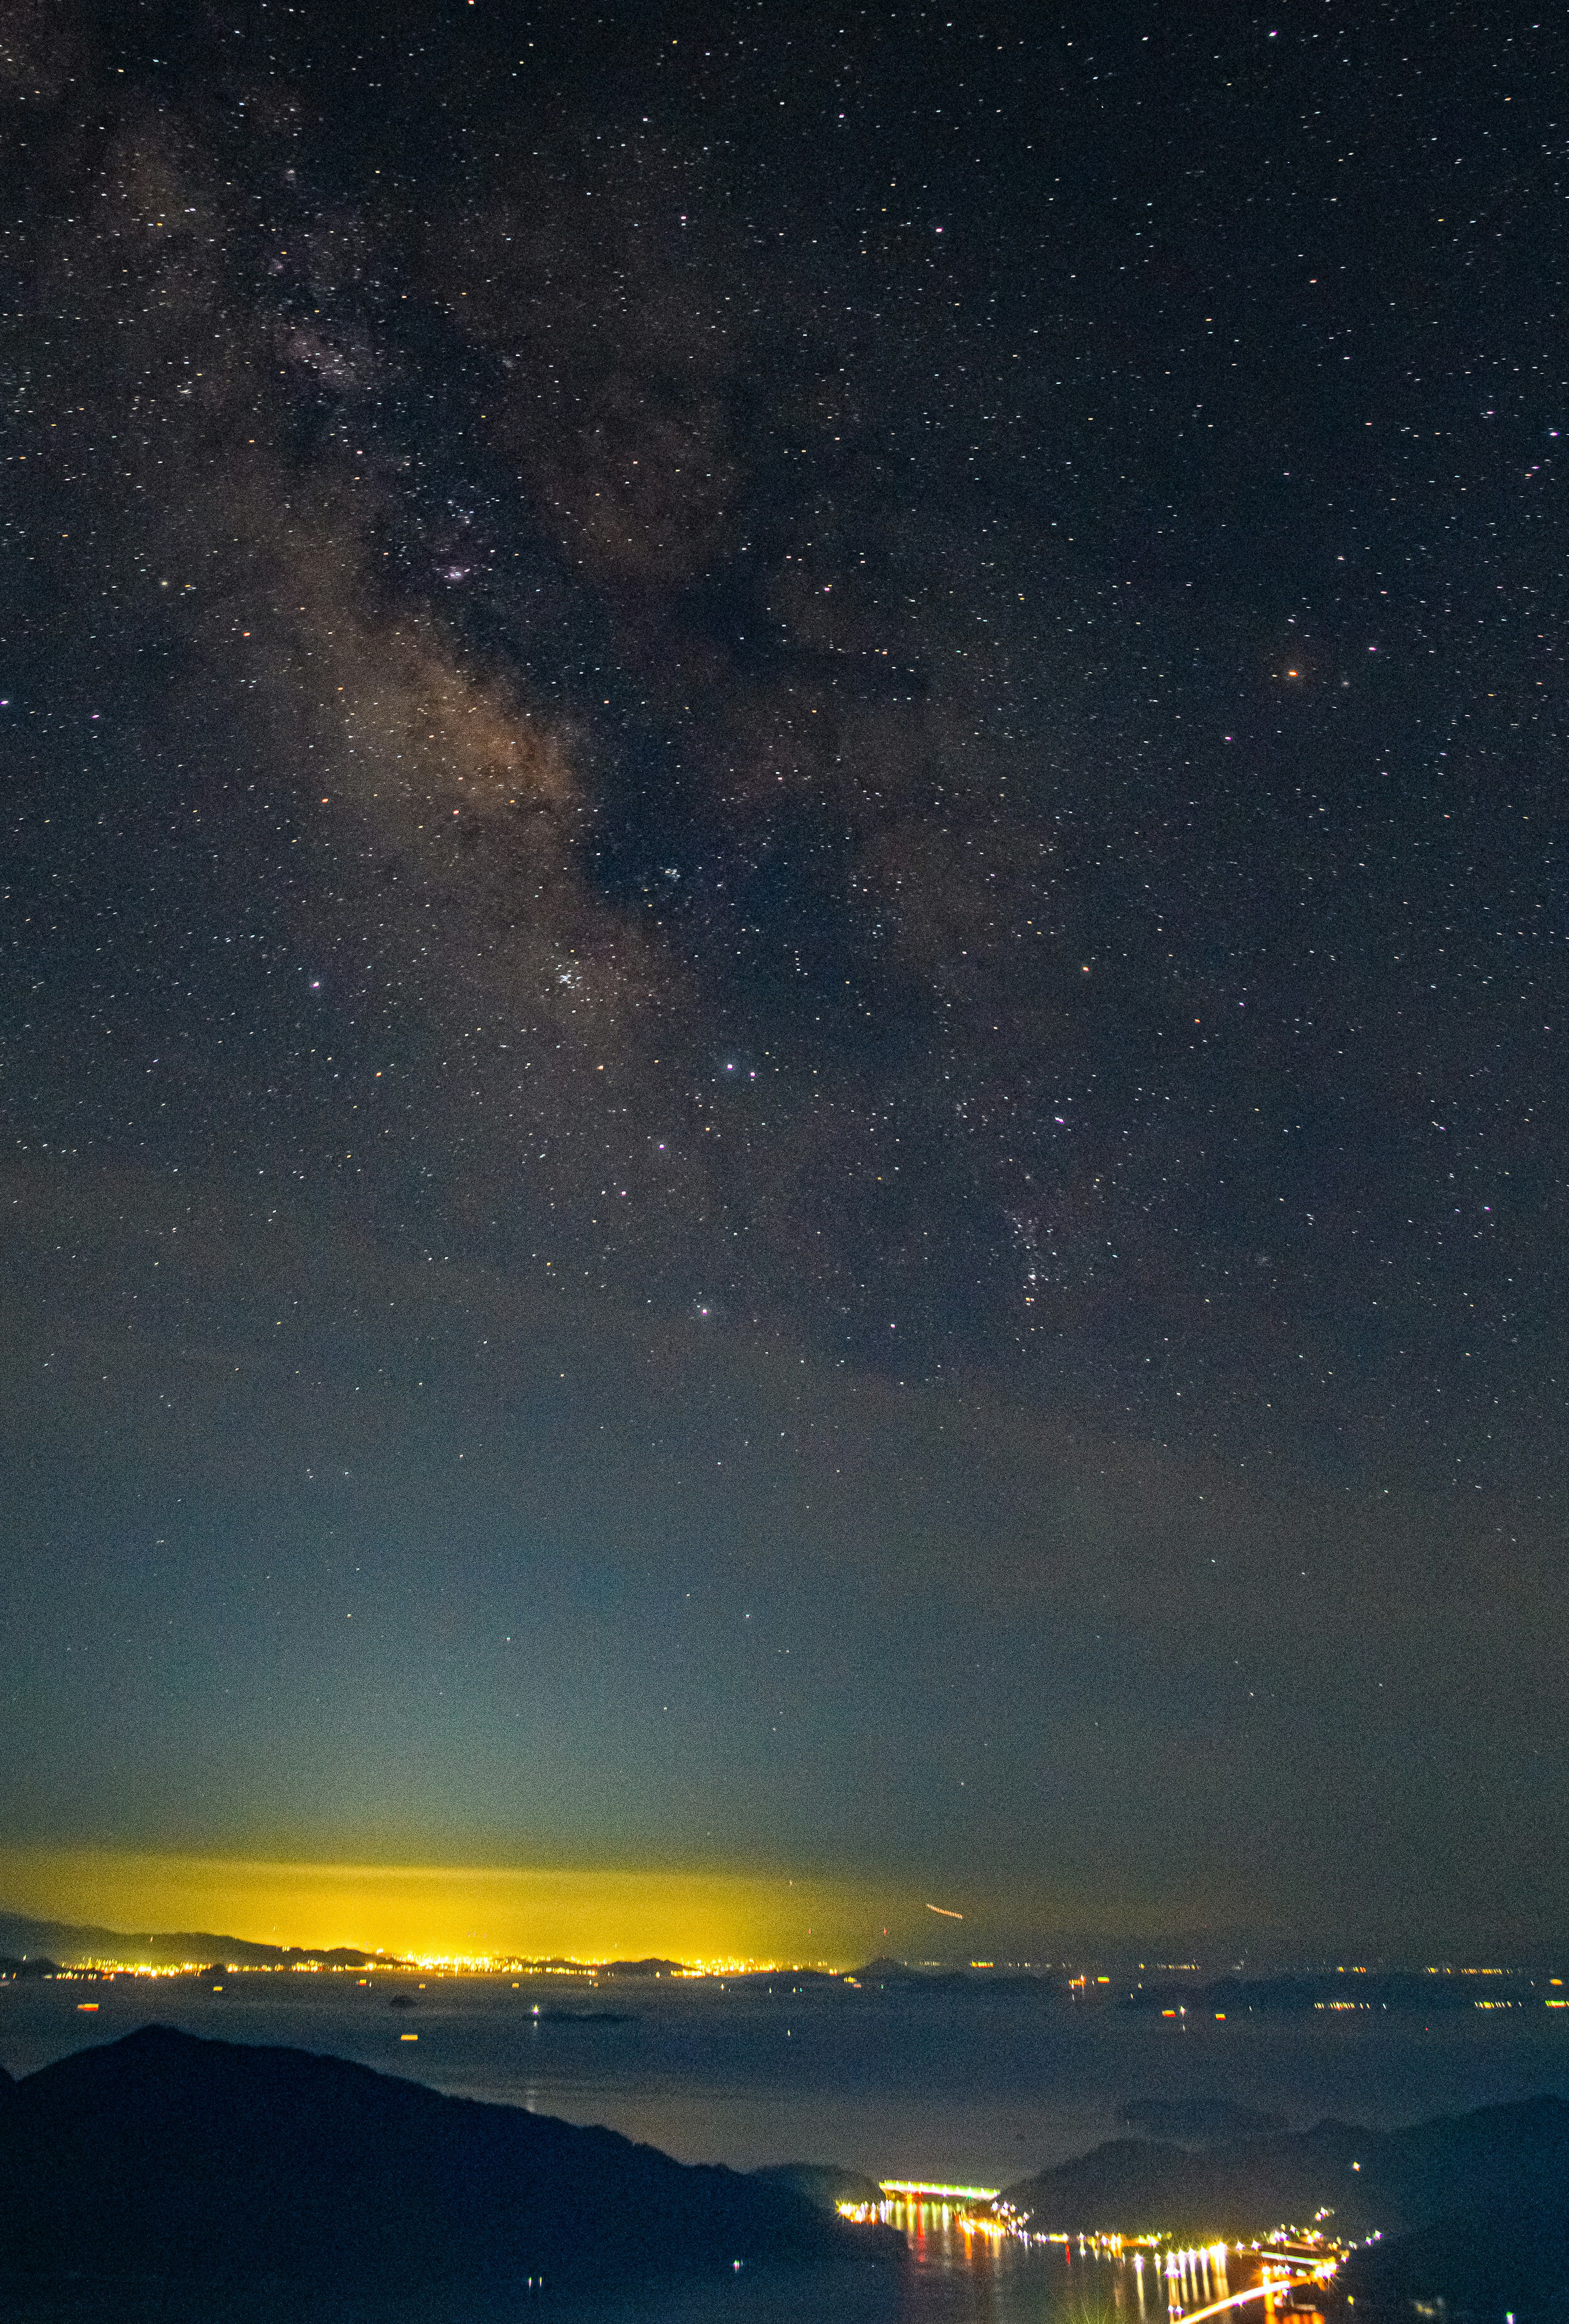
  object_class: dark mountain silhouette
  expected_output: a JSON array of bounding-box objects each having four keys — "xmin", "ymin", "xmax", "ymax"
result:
[
  {"xmin": 1006, "ymin": 2096, "xmax": 1569, "ymax": 2318},
  {"xmin": 1335, "ymin": 2195, "xmax": 1569, "ymax": 2323},
  {"xmin": 751, "ymin": 2163, "xmax": 884, "ymax": 2211},
  {"xmin": 0, "ymin": 1907, "xmax": 391, "ymax": 1970},
  {"xmin": 1006, "ymin": 2094, "xmax": 1569, "ymax": 2238},
  {"xmin": 0, "ymin": 2026, "xmax": 899, "ymax": 2295},
  {"xmin": 1007, "ymin": 2117, "xmax": 1379, "ymax": 2237}
]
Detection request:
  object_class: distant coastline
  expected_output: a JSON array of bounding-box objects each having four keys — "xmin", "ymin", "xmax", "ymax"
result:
[{"xmin": 6, "ymin": 1910, "xmax": 1565, "ymax": 1999}]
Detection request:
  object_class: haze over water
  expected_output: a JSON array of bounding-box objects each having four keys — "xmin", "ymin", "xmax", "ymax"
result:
[{"xmin": 7, "ymin": 1971, "xmax": 1568, "ymax": 2186}]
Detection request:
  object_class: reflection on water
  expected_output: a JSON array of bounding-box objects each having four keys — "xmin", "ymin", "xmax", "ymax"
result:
[
  {"xmin": 880, "ymin": 2195, "xmax": 1227, "ymax": 2324},
  {"xmin": 861, "ymin": 2197, "xmax": 1325, "ymax": 2324},
  {"xmin": 0, "ymin": 2222, "xmax": 1333, "ymax": 2324}
]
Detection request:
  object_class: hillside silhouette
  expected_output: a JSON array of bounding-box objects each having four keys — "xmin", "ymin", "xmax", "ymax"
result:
[
  {"xmin": 0, "ymin": 2026, "xmax": 898, "ymax": 2294},
  {"xmin": 0, "ymin": 1908, "xmax": 391, "ymax": 1969},
  {"xmin": 1006, "ymin": 2097, "xmax": 1569, "ymax": 2321},
  {"xmin": 1006, "ymin": 2094, "xmax": 1569, "ymax": 2238}
]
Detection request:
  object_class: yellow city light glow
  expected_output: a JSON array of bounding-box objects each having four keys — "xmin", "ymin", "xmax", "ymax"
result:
[{"xmin": 0, "ymin": 1846, "xmax": 908, "ymax": 1966}]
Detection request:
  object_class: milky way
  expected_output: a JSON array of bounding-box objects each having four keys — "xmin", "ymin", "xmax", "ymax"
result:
[{"xmin": 2, "ymin": 3, "xmax": 1565, "ymax": 1950}]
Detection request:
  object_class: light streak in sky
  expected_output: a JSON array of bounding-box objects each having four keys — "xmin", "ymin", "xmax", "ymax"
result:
[{"xmin": 925, "ymin": 1902, "xmax": 964, "ymax": 1919}]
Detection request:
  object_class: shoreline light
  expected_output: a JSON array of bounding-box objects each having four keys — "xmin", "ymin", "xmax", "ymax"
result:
[{"xmin": 880, "ymin": 2180, "xmax": 1001, "ymax": 2202}]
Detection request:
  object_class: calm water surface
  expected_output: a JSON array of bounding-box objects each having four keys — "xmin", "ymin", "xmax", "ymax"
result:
[
  {"xmin": 6, "ymin": 1967, "xmax": 1568, "ymax": 2182},
  {"xmin": 0, "ymin": 2226, "xmax": 1245, "ymax": 2324},
  {"xmin": 5, "ymin": 1969, "xmax": 1567, "ymax": 2321}
]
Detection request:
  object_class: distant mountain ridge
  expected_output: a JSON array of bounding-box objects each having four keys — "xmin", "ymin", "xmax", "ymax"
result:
[
  {"xmin": 0, "ymin": 1911, "xmax": 778, "ymax": 1978},
  {"xmin": 753, "ymin": 2162, "xmax": 885, "ymax": 2211},
  {"xmin": 1005, "ymin": 2094, "xmax": 1569, "ymax": 2237},
  {"xmin": 1005, "ymin": 2097, "xmax": 1569, "ymax": 2322},
  {"xmin": 0, "ymin": 2025, "xmax": 898, "ymax": 2292},
  {"xmin": 0, "ymin": 1908, "xmax": 389, "ymax": 1969}
]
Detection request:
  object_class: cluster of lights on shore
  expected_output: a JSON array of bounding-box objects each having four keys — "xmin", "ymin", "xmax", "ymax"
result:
[
  {"xmin": 22, "ymin": 1955, "xmax": 1569, "ymax": 2007},
  {"xmin": 27, "ymin": 1953, "xmax": 840, "ymax": 2014},
  {"xmin": 841, "ymin": 2190, "xmax": 1348, "ymax": 2317},
  {"xmin": 34, "ymin": 1954, "xmax": 782, "ymax": 1980}
]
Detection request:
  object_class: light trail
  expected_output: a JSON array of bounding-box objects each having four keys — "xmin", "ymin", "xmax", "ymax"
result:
[{"xmin": 1170, "ymin": 2270, "xmax": 1336, "ymax": 2324}]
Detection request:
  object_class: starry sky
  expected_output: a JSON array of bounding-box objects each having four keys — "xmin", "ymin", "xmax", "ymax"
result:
[{"xmin": 1, "ymin": 0, "xmax": 1565, "ymax": 1962}]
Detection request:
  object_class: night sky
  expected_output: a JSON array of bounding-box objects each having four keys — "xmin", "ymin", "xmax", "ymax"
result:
[{"xmin": 2, "ymin": 1, "xmax": 1565, "ymax": 1960}]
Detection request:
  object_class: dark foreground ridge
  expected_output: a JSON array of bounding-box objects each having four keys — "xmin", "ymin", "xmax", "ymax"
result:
[
  {"xmin": 1005, "ymin": 2095, "xmax": 1569, "ymax": 2322},
  {"xmin": 0, "ymin": 2026, "xmax": 900, "ymax": 2293}
]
